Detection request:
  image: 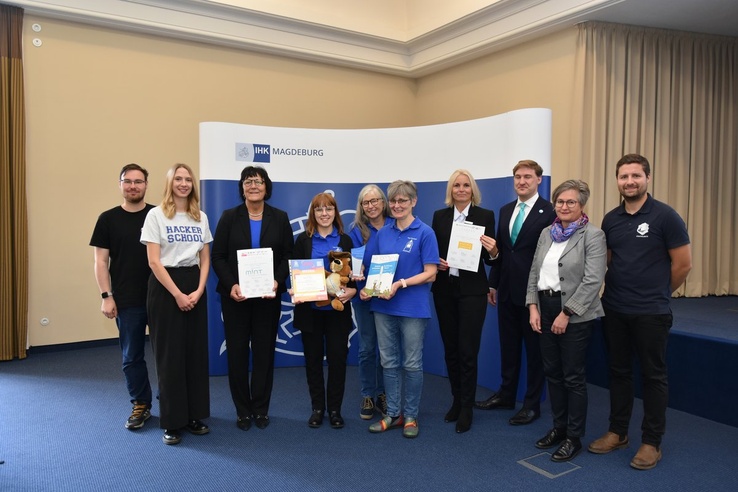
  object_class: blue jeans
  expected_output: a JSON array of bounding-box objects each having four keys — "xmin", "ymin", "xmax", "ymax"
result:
[
  {"xmin": 116, "ymin": 305, "xmax": 153, "ymax": 404},
  {"xmin": 374, "ymin": 312, "xmax": 427, "ymax": 420},
  {"xmin": 353, "ymin": 300, "xmax": 384, "ymax": 398}
]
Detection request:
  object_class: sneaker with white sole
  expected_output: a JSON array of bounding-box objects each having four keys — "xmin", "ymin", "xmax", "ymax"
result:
[
  {"xmin": 360, "ymin": 396, "xmax": 375, "ymax": 420},
  {"xmin": 125, "ymin": 401, "xmax": 151, "ymax": 430}
]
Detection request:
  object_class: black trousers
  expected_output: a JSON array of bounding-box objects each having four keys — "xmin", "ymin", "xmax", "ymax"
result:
[
  {"xmin": 539, "ymin": 295, "xmax": 593, "ymax": 437},
  {"xmin": 602, "ymin": 308, "xmax": 672, "ymax": 447},
  {"xmin": 221, "ymin": 296, "xmax": 280, "ymax": 417},
  {"xmin": 147, "ymin": 267, "xmax": 210, "ymax": 430},
  {"xmin": 433, "ymin": 278, "xmax": 487, "ymax": 408},
  {"xmin": 497, "ymin": 300, "xmax": 544, "ymax": 411},
  {"xmin": 301, "ymin": 309, "xmax": 350, "ymax": 413}
]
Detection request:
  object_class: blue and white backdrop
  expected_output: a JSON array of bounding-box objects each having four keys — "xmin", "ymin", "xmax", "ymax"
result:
[{"xmin": 200, "ymin": 108, "xmax": 552, "ymax": 395}]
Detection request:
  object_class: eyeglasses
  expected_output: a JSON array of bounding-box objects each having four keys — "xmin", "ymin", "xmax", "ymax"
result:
[
  {"xmin": 314, "ymin": 206, "xmax": 335, "ymax": 214},
  {"xmin": 389, "ymin": 198, "xmax": 411, "ymax": 205},
  {"xmin": 361, "ymin": 198, "xmax": 382, "ymax": 207},
  {"xmin": 555, "ymin": 199, "xmax": 579, "ymax": 208},
  {"xmin": 243, "ymin": 179, "xmax": 265, "ymax": 187},
  {"xmin": 120, "ymin": 179, "xmax": 146, "ymax": 186}
]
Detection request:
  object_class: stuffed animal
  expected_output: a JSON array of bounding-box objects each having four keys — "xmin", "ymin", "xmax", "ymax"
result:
[{"xmin": 316, "ymin": 251, "xmax": 352, "ymax": 311}]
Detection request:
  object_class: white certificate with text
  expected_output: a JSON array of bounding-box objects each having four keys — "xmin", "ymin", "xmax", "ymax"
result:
[
  {"xmin": 237, "ymin": 248, "xmax": 275, "ymax": 298},
  {"xmin": 446, "ymin": 221, "xmax": 485, "ymax": 273}
]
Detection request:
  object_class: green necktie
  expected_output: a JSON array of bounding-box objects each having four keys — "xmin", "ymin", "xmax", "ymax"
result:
[{"xmin": 510, "ymin": 203, "xmax": 526, "ymax": 245}]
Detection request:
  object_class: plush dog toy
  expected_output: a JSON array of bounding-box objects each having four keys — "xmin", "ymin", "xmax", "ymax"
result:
[{"xmin": 316, "ymin": 251, "xmax": 352, "ymax": 311}]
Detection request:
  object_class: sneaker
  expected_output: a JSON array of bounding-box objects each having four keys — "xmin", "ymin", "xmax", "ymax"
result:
[
  {"xmin": 376, "ymin": 393, "xmax": 388, "ymax": 416},
  {"xmin": 403, "ymin": 418, "xmax": 419, "ymax": 439},
  {"xmin": 369, "ymin": 415, "xmax": 404, "ymax": 433},
  {"xmin": 360, "ymin": 397, "xmax": 375, "ymax": 420},
  {"xmin": 125, "ymin": 401, "xmax": 151, "ymax": 430}
]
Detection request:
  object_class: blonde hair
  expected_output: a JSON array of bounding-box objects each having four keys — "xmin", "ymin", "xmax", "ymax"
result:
[
  {"xmin": 444, "ymin": 169, "xmax": 482, "ymax": 207},
  {"xmin": 160, "ymin": 163, "xmax": 202, "ymax": 221}
]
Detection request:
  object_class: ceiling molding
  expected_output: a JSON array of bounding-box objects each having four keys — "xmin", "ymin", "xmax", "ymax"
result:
[{"xmin": 14, "ymin": 0, "xmax": 625, "ymax": 77}]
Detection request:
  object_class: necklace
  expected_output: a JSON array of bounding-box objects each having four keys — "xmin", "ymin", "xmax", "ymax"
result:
[{"xmin": 248, "ymin": 211, "xmax": 263, "ymax": 217}]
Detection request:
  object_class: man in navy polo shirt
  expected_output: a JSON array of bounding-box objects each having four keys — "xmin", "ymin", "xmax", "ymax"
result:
[{"xmin": 588, "ymin": 154, "xmax": 691, "ymax": 470}]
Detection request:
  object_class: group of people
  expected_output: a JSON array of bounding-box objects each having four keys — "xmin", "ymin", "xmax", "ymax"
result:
[{"xmin": 91, "ymin": 154, "xmax": 691, "ymax": 471}]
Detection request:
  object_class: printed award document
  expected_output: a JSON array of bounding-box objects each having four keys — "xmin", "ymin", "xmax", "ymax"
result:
[
  {"xmin": 446, "ymin": 221, "xmax": 485, "ymax": 272},
  {"xmin": 364, "ymin": 254, "xmax": 399, "ymax": 297},
  {"xmin": 237, "ymin": 248, "xmax": 275, "ymax": 298},
  {"xmin": 289, "ymin": 258, "xmax": 328, "ymax": 302},
  {"xmin": 351, "ymin": 245, "xmax": 365, "ymax": 278}
]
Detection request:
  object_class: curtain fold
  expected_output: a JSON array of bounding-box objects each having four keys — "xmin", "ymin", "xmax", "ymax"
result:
[
  {"xmin": 571, "ymin": 21, "xmax": 738, "ymax": 297},
  {"xmin": 1, "ymin": 3, "xmax": 28, "ymax": 360}
]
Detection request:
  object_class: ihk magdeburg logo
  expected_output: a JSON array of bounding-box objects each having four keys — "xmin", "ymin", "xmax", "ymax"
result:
[{"xmin": 236, "ymin": 143, "xmax": 271, "ymax": 163}]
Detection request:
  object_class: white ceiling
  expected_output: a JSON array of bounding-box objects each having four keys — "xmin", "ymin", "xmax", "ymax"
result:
[{"xmin": 11, "ymin": 0, "xmax": 738, "ymax": 78}]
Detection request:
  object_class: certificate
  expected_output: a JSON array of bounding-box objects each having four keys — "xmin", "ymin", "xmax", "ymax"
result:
[
  {"xmin": 446, "ymin": 221, "xmax": 485, "ymax": 272},
  {"xmin": 237, "ymin": 248, "xmax": 275, "ymax": 298},
  {"xmin": 364, "ymin": 254, "xmax": 399, "ymax": 297},
  {"xmin": 289, "ymin": 259, "xmax": 328, "ymax": 302}
]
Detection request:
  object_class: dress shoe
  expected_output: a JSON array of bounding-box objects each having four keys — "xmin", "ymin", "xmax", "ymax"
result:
[
  {"xmin": 455, "ymin": 407, "xmax": 472, "ymax": 434},
  {"xmin": 308, "ymin": 409, "xmax": 324, "ymax": 428},
  {"xmin": 254, "ymin": 415, "xmax": 270, "ymax": 429},
  {"xmin": 236, "ymin": 415, "xmax": 252, "ymax": 431},
  {"xmin": 535, "ymin": 428, "xmax": 567, "ymax": 449},
  {"xmin": 508, "ymin": 408, "xmax": 539, "ymax": 426},
  {"xmin": 588, "ymin": 431, "xmax": 629, "ymax": 454},
  {"xmin": 475, "ymin": 394, "xmax": 515, "ymax": 410},
  {"xmin": 329, "ymin": 411, "xmax": 345, "ymax": 429},
  {"xmin": 551, "ymin": 438, "xmax": 582, "ymax": 462},
  {"xmin": 444, "ymin": 400, "xmax": 461, "ymax": 423},
  {"xmin": 185, "ymin": 420, "xmax": 210, "ymax": 435},
  {"xmin": 630, "ymin": 444, "xmax": 662, "ymax": 470},
  {"xmin": 162, "ymin": 429, "xmax": 181, "ymax": 445}
]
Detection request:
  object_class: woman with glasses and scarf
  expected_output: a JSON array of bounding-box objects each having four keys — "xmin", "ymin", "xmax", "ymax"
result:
[{"xmin": 526, "ymin": 179, "xmax": 606, "ymax": 462}]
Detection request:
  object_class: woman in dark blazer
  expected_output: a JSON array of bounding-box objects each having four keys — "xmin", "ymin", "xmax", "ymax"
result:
[
  {"xmin": 211, "ymin": 166, "xmax": 294, "ymax": 431},
  {"xmin": 292, "ymin": 192, "xmax": 357, "ymax": 429},
  {"xmin": 526, "ymin": 179, "xmax": 606, "ymax": 462},
  {"xmin": 431, "ymin": 169, "xmax": 497, "ymax": 433}
]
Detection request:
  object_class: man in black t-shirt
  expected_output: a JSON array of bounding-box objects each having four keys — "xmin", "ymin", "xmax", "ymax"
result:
[
  {"xmin": 90, "ymin": 163, "xmax": 155, "ymax": 430},
  {"xmin": 588, "ymin": 154, "xmax": 691, "ymax": 470}
]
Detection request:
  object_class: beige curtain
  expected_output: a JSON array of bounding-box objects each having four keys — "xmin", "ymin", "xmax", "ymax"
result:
[
  {"xmin": 571, "ymin": 21, "xmax": 738, "ymax": 297},
  {"xmin": 0, "ymin": 3, "xmax": 28, "ymax": 360}
]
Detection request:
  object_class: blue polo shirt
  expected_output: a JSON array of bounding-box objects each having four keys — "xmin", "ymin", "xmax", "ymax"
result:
[
  {"xmin": 364, "ymin": 216, "xmax": 439, "ymax": 318},
  {"xmin": 349, "ymin": 219, "xmax": 393, "ymax": 292},
  {"xmin": 601, "ymin": 194, "xmax": 690, "ymax": 315},
  {"xmin": 311, "ymin": 226, "xmax": 342, "ymax": 311}
]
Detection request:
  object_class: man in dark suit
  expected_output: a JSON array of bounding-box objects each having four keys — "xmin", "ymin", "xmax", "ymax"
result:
[{"xmin": 475, "ymin": 160, "xmax": 556, "ymax": 425}]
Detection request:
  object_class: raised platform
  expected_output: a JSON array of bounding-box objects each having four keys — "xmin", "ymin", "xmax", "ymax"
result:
[{"xmin": 587, "ymin": 295, "xmax": 738, "ymax": 427}]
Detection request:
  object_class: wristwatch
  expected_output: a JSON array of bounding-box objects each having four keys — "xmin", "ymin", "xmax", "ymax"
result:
[
  {"xmin": 101, "ymin": 292, "xmax": 113, "ymax": 299},
  {"xmin": 562, "ymin": 306, "xmax": 575, "ymax": 317}
]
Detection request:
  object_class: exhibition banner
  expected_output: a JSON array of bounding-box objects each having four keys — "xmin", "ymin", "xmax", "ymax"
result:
[{"xmin": 200, "ymin": 108, "xmax": 552, "ymax": 393}]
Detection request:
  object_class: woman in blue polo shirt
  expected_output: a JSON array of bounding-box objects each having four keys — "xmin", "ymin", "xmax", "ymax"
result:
[
  {"xmin": 292, "ymin": 192, "xmax": 357, "ymax": 430},
  {"xmin": 360, "ymin": 180, "xmax": 439, "ymax": 438}
]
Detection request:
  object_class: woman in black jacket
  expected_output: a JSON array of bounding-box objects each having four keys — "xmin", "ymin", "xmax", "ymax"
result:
[
  {"xmin": 292, "ymin": 192, "xmax": 356, "ymax": 429},
  {"xmin": 211, "ymin": 166, "xmax": 294, "ymax": 431}
]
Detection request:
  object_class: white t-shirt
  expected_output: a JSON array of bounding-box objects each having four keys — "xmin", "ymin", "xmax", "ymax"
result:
[{"xmin": 140, "ymin": 206, "xmax": 213, "ymax": 268}]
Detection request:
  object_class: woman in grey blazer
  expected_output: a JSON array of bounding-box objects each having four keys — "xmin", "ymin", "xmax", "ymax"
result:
[{"xmin": 526, "ymin": 180, "xmax": 606, "ymax": 462}]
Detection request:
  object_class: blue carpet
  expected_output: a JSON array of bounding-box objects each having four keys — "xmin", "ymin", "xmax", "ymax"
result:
[{"xmin": 1, "ymin": 344, "xmax": 736, "ymax": 491}]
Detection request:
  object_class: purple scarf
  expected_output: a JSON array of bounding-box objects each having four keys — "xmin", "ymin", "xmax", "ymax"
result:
[{"xmin": 550, "ymin": 213, "xmax": 588, "ymax": 243}]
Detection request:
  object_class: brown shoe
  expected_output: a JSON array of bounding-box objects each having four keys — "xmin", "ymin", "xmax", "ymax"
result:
[
  {"xmin": 587, "ymin": 431, "xmax": 629, "ymax": 454},
  {"xmin": 630, "ymin": 444, "xmax": 662, "ymax": 470}
]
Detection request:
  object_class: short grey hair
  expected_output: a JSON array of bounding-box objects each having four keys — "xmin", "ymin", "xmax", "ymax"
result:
[
  {"xmin": 552, "ymin": 179, "xmax": 590, "ymax": 207},
  {"xmin": 386, "ymin": 180, "xmax": 417, "ymax": 202}
]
